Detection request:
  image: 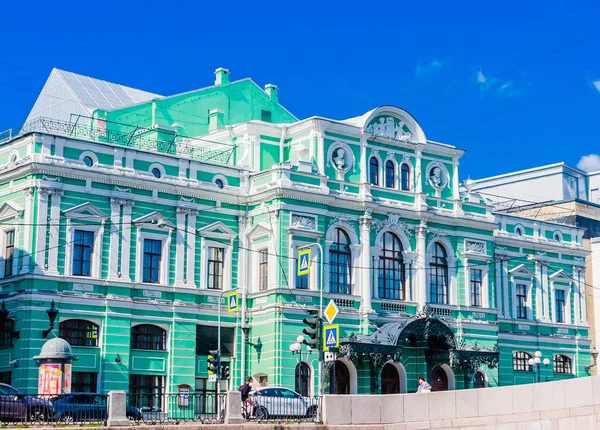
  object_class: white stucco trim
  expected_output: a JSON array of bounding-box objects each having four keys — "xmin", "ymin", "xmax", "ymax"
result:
[
  {"xmin": 64, "ymin": 221, "xmax": 104, "ymax": 278},
  {"xmin": 136, "ymin": 230, "xmax": 171, "ymax": 286},
  {"xmin": 200, "ymin": 238, "xmax": 233, "ymax": 291}
]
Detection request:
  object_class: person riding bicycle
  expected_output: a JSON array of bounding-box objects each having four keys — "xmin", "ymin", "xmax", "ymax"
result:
[{"xmin": 239, "ymin": 377, "xmax": 255, "ymax": 418}]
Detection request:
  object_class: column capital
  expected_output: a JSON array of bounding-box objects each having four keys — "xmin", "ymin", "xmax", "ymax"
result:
[
  {"xmin": 110, "ymin": 197, "xmax": 134, "ymax": 207},
  {"xmin": 176, "ymin": 206, "xmax": 198, "ymax": 216},
  {"xmin": 416, "ymin": 220, "xmax": 428, "ymax": 235}
]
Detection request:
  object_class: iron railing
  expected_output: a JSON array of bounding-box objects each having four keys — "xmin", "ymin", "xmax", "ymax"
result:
[
  {"xmin": 4, "ymin": 116, "xmax": 235, "ymax": 165},
  {"xmin": 0, "ymin": 393, "xmax": 108, "ymax": 425},
  {"xmin": 126, "ymin": 392, "xmax": 225, "ymax": 424},
  {"xmin": 245, "ymin": 394, "xmax": 320, "ymax": 423}
]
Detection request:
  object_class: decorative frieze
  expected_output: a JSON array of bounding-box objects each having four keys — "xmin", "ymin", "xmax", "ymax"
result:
[
  {"xmin": 465, "ymin": 239, "xmax": 486, "ymax": 255},
  {"xmin": 291, "ymin": 214, "xmax": 317, "ymax": 230}
]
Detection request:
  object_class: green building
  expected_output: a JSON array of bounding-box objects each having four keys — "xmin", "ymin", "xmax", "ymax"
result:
[{"xmin": 0, "ymin": 67, "xmax": 591, "ymax": 398}]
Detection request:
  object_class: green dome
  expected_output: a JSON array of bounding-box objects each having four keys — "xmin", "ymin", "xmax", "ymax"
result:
[{"xmin": 33, "ymin": 337, "xmax": 78, "ymax": 361}]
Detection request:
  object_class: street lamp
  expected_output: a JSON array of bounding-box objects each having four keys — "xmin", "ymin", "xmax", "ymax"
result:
[
  {"xmin": 290, "ymin": 335, "xmax": 312, "ymax": 362},
  {"xmin": 529, "ymin": 351, "xmax": 549, "ymax": 383},
  {"xmin": 42, "ymin": 301, "xmax": 59, "ymax": 339},
  {"xmin": 585, "ymin": 347, "xmax": 599, "ymax": 372}
]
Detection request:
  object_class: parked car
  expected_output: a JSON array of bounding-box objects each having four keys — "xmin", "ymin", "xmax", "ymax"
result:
[
  {"xmin": 0, "ymin": 383, "xmax": 54, "ymax": 422},
  {"xmin": 250, "ymin": 387, "xmax": 317, "ymax": 419},
  {"xmin": 52, "ymin": 393, "xmax": 143, "ymax": 423}
]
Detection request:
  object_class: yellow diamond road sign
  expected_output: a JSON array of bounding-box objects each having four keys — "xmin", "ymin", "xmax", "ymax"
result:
[{"xmin": 324, "ymin": 299, "xmax": 339, "ymax": 324}]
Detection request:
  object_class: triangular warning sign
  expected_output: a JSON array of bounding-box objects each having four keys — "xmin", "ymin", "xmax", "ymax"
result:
[
  {"xmin": 230, "ymin": 295, "xmax": 236, "ymax": 308},
  {"xmin": 300, "ymin": 255, "xmax": 309, "ymax": 270},
  {"xmin": 327, "ymin": 330, "xmax": 336, "ymax": 345}
]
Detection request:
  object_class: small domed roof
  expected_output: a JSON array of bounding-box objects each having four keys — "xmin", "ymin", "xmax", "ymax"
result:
[{"xmin": 33, "ymin": 337, "xmax": 78, "ymax": 361}]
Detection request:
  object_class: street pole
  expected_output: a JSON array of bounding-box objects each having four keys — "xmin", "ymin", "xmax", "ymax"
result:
[{"xmin": 217, "ymin": 289, "xmax": 228, "ymax": 418}]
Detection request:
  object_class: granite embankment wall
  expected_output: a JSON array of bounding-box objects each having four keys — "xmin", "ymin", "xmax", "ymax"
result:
[{"xmin": 321, "ymin": 375, "xmax": 600, "ymax": 429}]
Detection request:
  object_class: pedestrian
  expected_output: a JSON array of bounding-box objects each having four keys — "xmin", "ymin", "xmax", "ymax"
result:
[{"xmin": 417, "ymin": 376, "xmax": 432, "ymax": 393}]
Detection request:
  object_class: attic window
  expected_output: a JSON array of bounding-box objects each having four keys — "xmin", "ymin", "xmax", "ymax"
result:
[
  {"xmin": 515, "ymin": 226, "xmax": 524, "ymax": 236},
  {"xmin": 261, "ymin": 110, "xmax": 272, "ymax": 123}
]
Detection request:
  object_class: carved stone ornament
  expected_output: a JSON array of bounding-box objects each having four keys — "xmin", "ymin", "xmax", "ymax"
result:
[
  {"xmin": 373, "ymin": 214, "xmax": 413, "ymax": 237},
  {"xmin": 326, "ymin": 141, "xmax": 356, "ymax": 173},
  {"xmin": 465, "ymin": 240, "xmax": 485, "ymax": 254},
  {"xmin": 291, "ymin": 214, "xmax": 317, "ymax": 230},
  {"xmin": 365, "ymin": 116, "xmax": 412, "ymax": 141},
  {"xmin": 328, "ymin": 216, "xmax": 355, "ymax": 230},
  {"xmin": 426, "ymin": 161, "xmax": 449, "ymax": 191}
]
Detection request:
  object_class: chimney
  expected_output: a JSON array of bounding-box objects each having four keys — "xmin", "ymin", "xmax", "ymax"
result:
[
  {"xmin": 214, "ymin": 67, "xmax": 230, "ymax": 86},
  {"xmin": 265, "ymin": 84, "xmax": 279, "ymax": 104},
  {"xmin": 208, "ymin": 109, "xmax": 225, "ymax": 132}
]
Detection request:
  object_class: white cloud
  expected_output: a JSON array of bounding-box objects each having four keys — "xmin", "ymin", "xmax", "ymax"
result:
[
  {"xmin": 577, "ymin": 154, "xmax": 600, "ymax": 172},
  {"xmin": 415, "ymin": 59, "xmax": 444, "ymax": 78},
  {"xmin": 593, "ymin": 81, "xmax": 600, "ymax": 92},
  {"xmin": 476, "ymin": 69, "xmax": 521, "ymax": 97},
  {"xmin": 477, "ymin": 70, "xmax": 486, "ymax": 84}
]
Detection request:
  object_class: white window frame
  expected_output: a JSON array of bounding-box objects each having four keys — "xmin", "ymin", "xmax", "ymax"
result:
[
  {"xmin": 465, "ymin": 257, "xmax": 490, "ymax": 308},
  {"xmin": 291, "ymin": 240, "xmax": 319, "ymax": 292},
  {"xmin": 0, "ymin": 226, "xmax": 18, "ymax": 279},
  {"xmin": 65, "ymin": 223, "xmax": 103, "ymax": 279},
  {"xmin": 425, "ymin": 239, "xmax": 456, "ymax": 305},
  {"xmin": 200, "ymin": 239, "xmax": 233, "ymax": 291},
  {"xmin": 552, "ymin": 283, "xmax": 571, "ymax": 325},
  {"xmin": 256, "ymin": 247, "xmax": 270, "ymax": 292},
  {"xmin": 400, "ymin": 162, "xmax": 411, "ymax": 191},
  {"xmin": 136, "ymin": 231, "xmax": 170, "ymax": 286},
  {"xmin": 512, "ymin": 280, "xmax": 533, "ymax": 321},
  {"xmin": 324, "ymin": 224, "xmax": 359, "ymax": 296},
  {"xmin": 368, "ymin": 155, "xmax": 382, "ymax": 187},
  {"xmin": 383, "ymin": 158, "xmax": 397, "ymax": 189}
]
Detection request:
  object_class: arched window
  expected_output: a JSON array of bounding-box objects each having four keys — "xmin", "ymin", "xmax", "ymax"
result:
[
  {"xmin": 329, "ymin": 360, "xmax": 350, "ymax": 394},
  {"xmin": 329, "ymin": 229, "xmax": 352, "ymax": 295},
  {"xmin": 131, "ymin": 324, "xmax": 166, "ymax": 351},
  {"xmin": 378, "ymin": 232, "xmax": 405, "ymax": 300},
  {"xmin": 473, "ymin": 371, "xmax": 486, "ymax": 388},
  {"xmin": 513, "ymin": 351, "xmax": 533, "ymax": 371},
  {"xmin": 553, "ymin": 355, "xmax": 572, "ymax": 374},
  {"xmin": 385, "ymin": 160, "xmax": 395, "ymax": 188},
  {"xmin": 59, "ymin": 319, "xmax": 99, "ymax": 347},
  {"xmin": 401, "ymin": 164, "xmax": 410, "ymax": 191},
  {"xmin": 369, "ymin": 157, "xmax": 379, "ymax": 186},
  {"xmin": 429, "ymin": 243, "xmax": 448, "ymax": 304},
  {"xmin": 295, "ymin": 362, "xmax": 311, "ymax": 397},
  {"xmin": 515, "ymin": 226, "xmax": 524, "ymax": 236}
]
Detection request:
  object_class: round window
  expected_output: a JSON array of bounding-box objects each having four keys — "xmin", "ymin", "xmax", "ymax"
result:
[
  {"xmin": 215, "ymin": 179, "xmax": 224, "ymax": 189},
  {"xmin": 82, "ymin": 156, "xmax": 94, "ymax": 167},
  {"xmin": 151, "ymin": 167, "xmax": 162, "ymax": 178}
]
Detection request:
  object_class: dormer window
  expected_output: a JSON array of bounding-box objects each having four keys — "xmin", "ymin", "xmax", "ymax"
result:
[{"xmin": 515, "ymin": 226, "xmax": 524, "ymax": 236}]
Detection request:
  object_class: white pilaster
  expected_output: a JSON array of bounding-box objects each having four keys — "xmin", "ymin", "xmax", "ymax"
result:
[
  {"xmin": 46, "ymin": 190, "xmax": 63, "ymax": 275},
  {"xmin": 359, "ymin": 138, "xmax": 368, "ymax": 184},
  {"xmin": 495, "ymin": 259, "xmax": 503, "ymax": 317},
  {"xmin": 535, "ymin": 262, "xmax": 544, "ymax": 321},
  {"xmin": 452, "ymin": 159, "xmax": 460, "ymax": 200},
  {"xmin": 174, "ymin": 208, "xmax": 187, "ymax": 288},
  {"xmin": 268, "ymin": 210, "xmax": 279, "ymax": 289},
  {"xmin": 359, "ymin": 214, "xmax": 373, "ymax": 312},
  {"xmin": 542, "ymin": 263, "xmax": 550, "ymax": 321},
  {"xmin": 502, "ymin": 257, "xmax": 510, "ymax": 319},
  {"xmin": 20, "ymin": 188, "xmax": 34, "ymax": 274},
  {"xmin": 416, "ymin": 220, "xmax": 427, "ymax": 308},
  {"xmin": 120, "ymin": 200, "xmax": 133, "ymax": 282},
  {"xmin": 186, "ymin": 213, "xmax": 197, "ymax": 287},
  {"xmin": 108, "ymin": 199, "xmax": 121, "ymax": 281},
  {"xmin": 33, "ymin": 188, "xmax": 51, "ymax": 274},
  {"xmin": 415, "ymin": 148, "xmax": 425, "ymax": 210}
]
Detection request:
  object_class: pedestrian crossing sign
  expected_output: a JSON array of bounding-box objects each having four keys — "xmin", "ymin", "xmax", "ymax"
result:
[
  {"xmin": 227, "ymin": 291, "xmax": 238, "ymax": 313},
  {"xmin": 297, "ymin": 249, "xmax": 311, "ymax": 276},
  {"xmin": 323, "ymin": 324, "xmax": 339, "ymax": 351}
]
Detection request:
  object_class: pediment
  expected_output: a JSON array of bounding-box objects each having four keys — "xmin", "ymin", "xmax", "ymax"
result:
[
  {"xmin": 549, "ymin": 269, "xmax": 572, "ymax": 284},
  {"xmin": 63, "ymin": 202, "xmax": 108, "ymax": 221},
  {"xmin": 133, "ymin": 211, "xmax": 176, "ymax": 228},
  {"xmin": 0, "ymin": 201, "xmax": 23, "ymax": 219},
  {"xmin": 198, "ymin": 221, "xmax": 237, "ymax": 239},
  {"xmin": 509, "ymin": 264, "xmax": 535, "ymax": 278},
  {"xmin": 248, "ymin": 223, "xmax": 271, "ymax": 240}
]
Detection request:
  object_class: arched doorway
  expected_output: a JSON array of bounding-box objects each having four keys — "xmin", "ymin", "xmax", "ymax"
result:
[
  {"xmin": 473, "ymin": 371, "xmax": 486, "ymax": 388},
  {"xmin": 381, "ymin": 363, "xmax": 400, "ymax": 394},
  {"xmin": 431, "ymin": 365, "xmax": 448, "ymax": 391},
  {"xmin": 329, "ymin": 360, "xmax": 350, "ymax": 394},
  {"xmin": 295, "ymin": 362, "xmax": 310, "ymax": 396}
]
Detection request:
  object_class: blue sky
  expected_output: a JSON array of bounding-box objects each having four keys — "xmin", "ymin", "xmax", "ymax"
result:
[{"xmin": 1, "ymin": 0, "xmax": 600, "ymax": 179}]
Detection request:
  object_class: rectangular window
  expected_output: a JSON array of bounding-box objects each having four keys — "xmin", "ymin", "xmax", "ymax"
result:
[
  {"xmin": 129, "ymin": 375, "xmax": 164, "ymax": 409},
  {"xmin": 259, "ymin": 249, "xmax": 268, "ymax": 291},
  {"xmin": 4, "ymin": 230, "xmax": 14, "ymax": 277},
  {"xmin": 470, "ymin": 269, "xmax": 482, "ymax": 307},
  {"xmin": 72, "ymin": 372, "xmax": 97, "ymax": 393},
  {"xmin": 516, "ymin": 284, "xmax": 527, "ymax": 319},
  {"xmin": 207, "ymin": 247, "xmax": 224, "ymax": 290},
  {"xmin": 555, "ymin": 289, "xmax": 565, "ymax": 323},
  {"xmin": 261, "ymin": 110, "xmax": 272, "ymax": 122},
  {"xmin": 73, "ymin": 230, "xmax": 94, "ymax": 276},
  {"xmin": 143, "ymin": 239, "xmax": 162, "ymax": 283}
]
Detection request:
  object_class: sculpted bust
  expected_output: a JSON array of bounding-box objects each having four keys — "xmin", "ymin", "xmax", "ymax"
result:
[
  {"xmin": 333, "ymin": 148, "xmax": 345, "ymax": 169},
  {"xmin": 430, "ymin": 167, "xmax": 442, "ymax": 187}
]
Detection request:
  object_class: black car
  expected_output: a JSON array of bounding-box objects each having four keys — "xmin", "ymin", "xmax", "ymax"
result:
[{"xmin": 0, "ymin": 383, "xmax": 54, "ymax": 422}]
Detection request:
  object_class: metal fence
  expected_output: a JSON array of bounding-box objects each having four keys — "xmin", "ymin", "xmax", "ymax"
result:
[
  {"xmin": 126, "ymin": 392, "xmax": 225, "ymax": 424},
  {"xmin": 244, "ymin": 395, "xmax": 320, "ymax": 423},
  {"xmin": 3, "ymin": 116, "xmax": 235, "ymax": 165},
  {"xmin": 0, "ymin": 393, "xmax": 108, "ymax": 425}
]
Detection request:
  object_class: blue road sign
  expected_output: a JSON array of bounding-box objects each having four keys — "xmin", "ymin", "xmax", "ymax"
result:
[
  {"xmin": 227, "ymin": 291, "xmax": 238, "ymax": 313},
  {"xmin": 323, "ymin": 324, "xmax": 339, "ymax": 351},
  {"xmin": 297, "ymin": 249, "xmax": 311, "ymax": 276}
]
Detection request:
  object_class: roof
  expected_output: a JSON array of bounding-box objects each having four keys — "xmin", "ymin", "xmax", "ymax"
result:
[{"xmin": 25, "ymin": 68, "xmax": 161, "ymax": 124}]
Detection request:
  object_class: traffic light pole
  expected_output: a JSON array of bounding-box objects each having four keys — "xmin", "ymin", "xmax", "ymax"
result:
[{"xmin": 216, "ymin": 289, "xmax": 229, "ymax": 419}]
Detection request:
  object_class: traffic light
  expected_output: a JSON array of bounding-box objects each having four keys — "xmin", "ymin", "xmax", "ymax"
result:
[
  {"xmin": 207, "ymin": 349, "xmax": 220, "ymax": 375},
  {"xmin": 302, "ymin": 309, "xmax": 320, "ymax": 349},
  {"xmin": 221, "ymin": 362, "xmax": 230, "ymax": 380}
]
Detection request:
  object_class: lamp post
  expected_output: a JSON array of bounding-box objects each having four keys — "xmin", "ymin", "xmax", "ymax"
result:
[
  {"xmin": 290, "ymin": 335, "xmax": 313, "ymax": 363},
  {"xmin": 42, "ymin": 301, "xmax": 59, "ymax": 339},
  {"xmin": 585, "ymin": 347, "xmax": 599, "ymax": 373},
  {"xmin": 528, "ymin": 351, "xmax": 550, "ymax": 383}
]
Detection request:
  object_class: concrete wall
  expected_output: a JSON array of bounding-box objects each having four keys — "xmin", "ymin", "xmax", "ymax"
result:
[{"xmin": 321, "ymin": 375, "xmax": 600, "ymax": 429}]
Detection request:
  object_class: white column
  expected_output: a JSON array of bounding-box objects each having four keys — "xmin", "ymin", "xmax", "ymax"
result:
[
  {"xmin": 535, "ymin": 261, "xmax": 544, "ymax": 321},
  {"xmin": 359, "ymin": 139, "xmax": 368, "ymax": 183},
  {"xmin": 316, "ymin": 127, "xmax": 325, "ymax": 174},
  {"xmin": 495, "ymin": 259, "xmax": 503, "ymax": 317},
  {"xmin": 502, "ymin": 257, "xmax": 510, "ymax": 319},
  {"xmin": 359, "ymin": 215, "xmax": 373, "ymax": 312},
  {"xmin": 33, "ymin": 188, "xmax": 51, "ymax": 274},
  {"xmin": 175, "ymin": 208, "xmax": 187, "ymax": 288},
  {"xmin": 452, "ymin": 159, "xmax": 460, "ymax": 200},
  {"xmin": 20, "ymin": 188, "xmax": 34, "ymax": 274},
  {"xmin": 580, "ymin": 269, "xmax": 587, "ymax": 323},
  {"xmin": 47, "ymin": 190, "xmax": 63, "ymax": 275},
  {"xmin": 543, "ymin": 264, "xmax": 551, "ymax": 321},
  {"xmin": 416, "ymin": 220, "xmax": 427, "ymax": 308},
  {"xmin": 108, "ymin": 199, "xmax": 121, "ymax": 280},
  {"xmin": 268, "ymin": 210, "xmax": 279, "ymax": 289},
  {"xmin": 186, "ymin": 212, "xmax": 197, "ymax": 287},
  {"xmin": 120, "ymin": 200, "xmax": 133, "ymax": 282}
]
